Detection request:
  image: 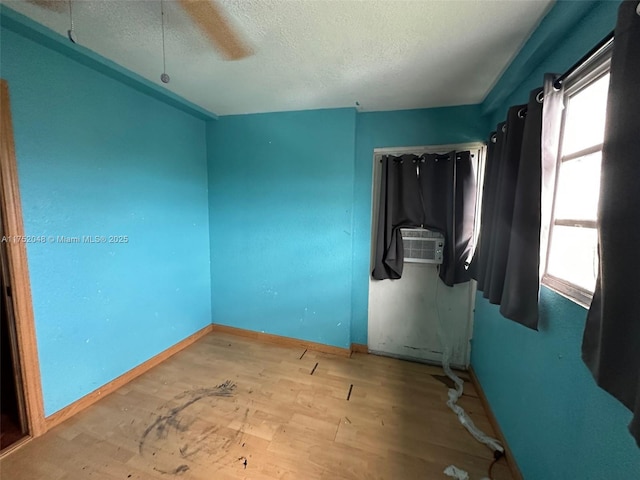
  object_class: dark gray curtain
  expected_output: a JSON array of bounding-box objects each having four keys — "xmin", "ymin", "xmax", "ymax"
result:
[
  {"xmin": 470, "ymin": 89, "xmax": 548, "ymax": 329},
  {"xmin": 486, "ymin": 105, "xmax": 527, "ymax": 304},
  {"xmin": 453, "ymin": 152, "xmax": 477, "ymax": 283},
  {"xmin": 497, "ymin": 90, "xmax": 544, "ymax": 329},
  {"xmin": 470, "ymin": 74, "xmax": 564, "ymax": 330},
  {"xmin": 500, "ymin": 74, "xmax": 564, "ymax": 330},
  {"xmin": 469, "ymin": 124, "xmax": 503, "ymax": 293},
  {"xmin": 582, "ymin": 0, "xmax": 640, "ymax": 447},
  {"xmin": 372, "ymin": 151, "xmax": 475, "ymax": 286}
]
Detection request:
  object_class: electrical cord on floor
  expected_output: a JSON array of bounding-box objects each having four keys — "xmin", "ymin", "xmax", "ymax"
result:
[
  {"xmin": 436, "ymin": 268, "xmax": 505, "ymax": 480},
  {"xmin": 487, "ymin": 450, "xmax": 505, "ymax": 479}
]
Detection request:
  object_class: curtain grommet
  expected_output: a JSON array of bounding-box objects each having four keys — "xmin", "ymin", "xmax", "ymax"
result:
[{"xmin": 536, "ymin": 91, "xmax": 544, "ymax": 103}]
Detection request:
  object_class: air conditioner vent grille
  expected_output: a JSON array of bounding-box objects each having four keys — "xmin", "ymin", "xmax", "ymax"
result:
[{"xmin": 400, "ymin": 228, "xmax": 444, "ymax": 264}]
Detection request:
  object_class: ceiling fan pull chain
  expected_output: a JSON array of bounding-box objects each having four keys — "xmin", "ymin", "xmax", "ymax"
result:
[
  {"xmin": 67, "ymin": 0, "xmax": 77, "ymax": 43},
  {"xmin": 160, "ymin": 0, "xmax": 170, "ymax": 83}
]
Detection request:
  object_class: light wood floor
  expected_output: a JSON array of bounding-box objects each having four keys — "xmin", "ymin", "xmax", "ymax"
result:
[{"xmin": 0, "ymin": 333, "xmax": 513, "ymax": 479}]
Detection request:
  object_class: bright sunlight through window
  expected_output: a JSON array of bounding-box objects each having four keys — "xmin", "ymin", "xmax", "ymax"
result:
[{"xmin": 543, "ymin": 72, "xmax": 610, "ymax": 305}]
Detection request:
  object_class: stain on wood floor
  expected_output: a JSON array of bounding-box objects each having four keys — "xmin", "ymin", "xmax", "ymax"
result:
[{"xmin": 0, "ymin": 332, "xmax": 514, "ymax": 479}]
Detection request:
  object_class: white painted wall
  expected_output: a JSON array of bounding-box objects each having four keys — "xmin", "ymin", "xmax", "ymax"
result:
[
  {"xmin": 368, "ymin": 266, "xmax": 475, "ymax": 369},
  {"xmin": 367, "ymin": 144, "xmax": 484, "ymax": 369}
]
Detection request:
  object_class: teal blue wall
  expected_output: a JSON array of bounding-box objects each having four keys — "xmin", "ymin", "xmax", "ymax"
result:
[
  {"xmin": 206, "ymin": 109, "xmax": 357, "ymax": 348},
  {"xmin": 1, "ymin": 26, "xmax": 211, "ymax": 416},
  {"xmin": 205, "ymin": 106, "xmax": 486, "ymax": 348},
  {"xmin": 351, "ymin": 106, "xmax": 487, "ymax": 344},
  {"xmin": 474, "ymin": 289, "xmax": 640, "ymax": 479},
  {"xmin": 472, "ymin": 1, "xmax": 640, "ymax": 478}
]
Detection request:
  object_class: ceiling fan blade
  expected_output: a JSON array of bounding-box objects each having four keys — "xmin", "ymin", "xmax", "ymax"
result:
[
  {"xmin": 28, "ymin": 0, "xmax": 67, "ymax": 13},
  {"xmin": 178, "ymin": 0, "xmax": 252, "ymax": 61}
]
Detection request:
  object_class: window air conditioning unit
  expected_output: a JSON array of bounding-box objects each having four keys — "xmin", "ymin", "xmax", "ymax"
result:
[{"xmin": 400, "ymin": 228, "xmax": 444, "ymax": 264}]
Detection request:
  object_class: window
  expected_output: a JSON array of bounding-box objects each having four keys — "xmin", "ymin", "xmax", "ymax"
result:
[{"xmin": 542, "ymin": 63, "xmax": 611, "ymax": 306}]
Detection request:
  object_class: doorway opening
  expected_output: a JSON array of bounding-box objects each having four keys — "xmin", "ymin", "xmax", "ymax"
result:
[
  {"xmin": 0, "ymin": 79, "xmax": 46, "ymax": 454},
  {"xmin": 1, "ymin": 227, "xmax": 28, "ymax": 450}
]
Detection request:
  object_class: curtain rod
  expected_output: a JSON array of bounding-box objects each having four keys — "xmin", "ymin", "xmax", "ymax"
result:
[
  {"xmin": 553, "ymin": 30, "xmax": 614, "ymax": 89},
  {"xmin": 373, "ymin": 142, "xmax": 485, "ymax": 155},
  {"xmin": 490, "ymin": 29, "xmax": 614, "ymax": 143},
  {"xmin": 379, "ymin": 152, "xmax": 475, "ymax": 162}
]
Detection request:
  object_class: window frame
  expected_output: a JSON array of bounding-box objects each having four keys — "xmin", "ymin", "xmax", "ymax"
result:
[{"xmin": 541, "ymin": 52, "xmax": 612, "ymax": 307}]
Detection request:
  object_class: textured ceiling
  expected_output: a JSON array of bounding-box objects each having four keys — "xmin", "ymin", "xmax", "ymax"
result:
[{"xmin": 4, "ymin": 0, "xmax": 554, "ymax": 116}]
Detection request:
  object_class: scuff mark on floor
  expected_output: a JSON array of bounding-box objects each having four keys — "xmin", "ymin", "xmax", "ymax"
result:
[
  {"xmin": 153, "ymin": 464, "xmax": 190, "ymax": 475},
  {"xmin": 139, "ymin": 380, "xmax": 237, "ymax": 474}
]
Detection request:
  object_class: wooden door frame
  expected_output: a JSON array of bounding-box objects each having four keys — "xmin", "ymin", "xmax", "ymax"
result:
[{"xmin": 0, "ymin": 79, "xmax": 46, "ymax": 442}]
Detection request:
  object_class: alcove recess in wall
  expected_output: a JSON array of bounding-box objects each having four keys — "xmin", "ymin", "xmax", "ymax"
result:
[{"xmin": 367, "ymin": 142, "xmax": 486, "ymax": 370}]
